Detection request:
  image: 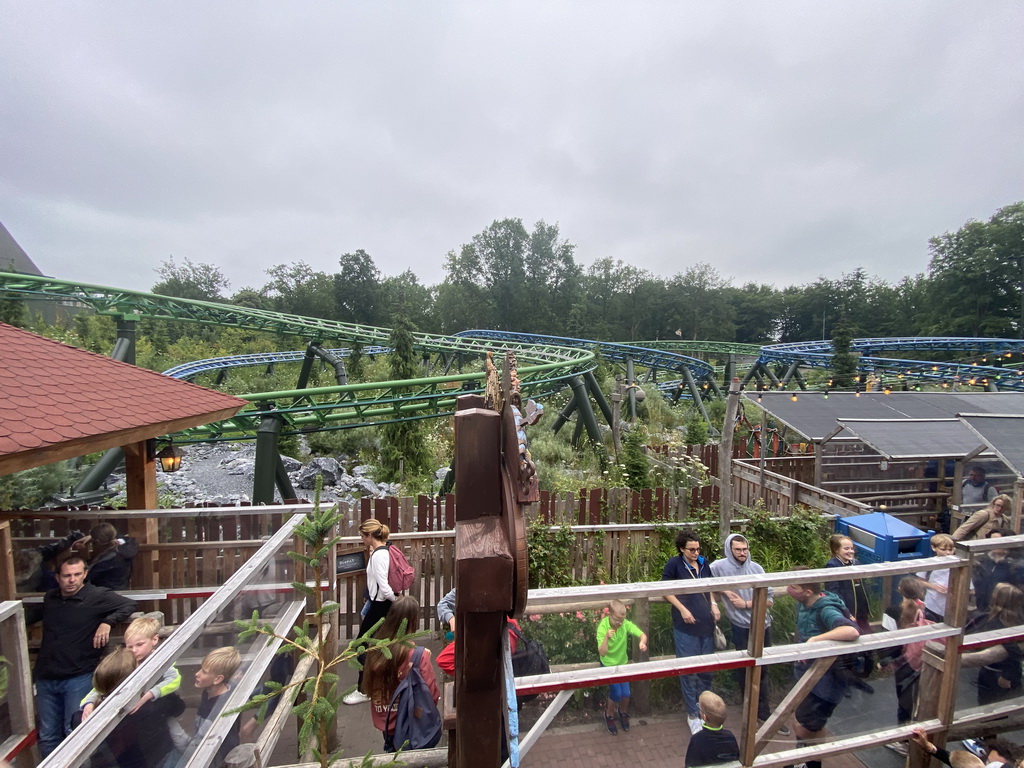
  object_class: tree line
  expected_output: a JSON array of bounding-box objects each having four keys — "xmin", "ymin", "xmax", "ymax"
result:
[{"xmin": 7, "ymin": 201, "xmax": 1023, "ymax": 344}]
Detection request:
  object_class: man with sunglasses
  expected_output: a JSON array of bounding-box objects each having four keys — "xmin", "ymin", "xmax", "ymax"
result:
[{"xmin": 662, "ymin": 529, "xmax": 720, "ymax": 735}]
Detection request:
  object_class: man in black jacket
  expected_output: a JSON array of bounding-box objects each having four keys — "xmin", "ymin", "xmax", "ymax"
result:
[{"xmin": 34, "ymin": 556, "xmax": 136, "ymax": 757}]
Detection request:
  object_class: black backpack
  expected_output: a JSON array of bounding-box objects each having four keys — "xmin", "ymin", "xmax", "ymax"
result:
[
  {"xmin": 384, "ymin": 646, "xmax": 442, "ymax": 751},
  {"xmin": 510, "ymin": 623, "xmax": 550, "ymax": 705}
]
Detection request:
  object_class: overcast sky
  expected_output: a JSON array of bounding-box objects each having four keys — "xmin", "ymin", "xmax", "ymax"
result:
[{"xmin": 2, "ymin": 2, "xmax": 1022, "ymax": 297}]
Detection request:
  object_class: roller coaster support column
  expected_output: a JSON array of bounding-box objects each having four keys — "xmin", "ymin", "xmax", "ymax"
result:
[
  {"xmin": 115, "ymin": 316, "xmax": 137, "ymax": 366},
  {"xmin": 779, "ymin": 361, "xmax": 807, "ymax": 389},
  {"xmin": 569, "ymin": 376, "xmax": 603, "ymax": 447},
  {"xmin": 724, "ymin": 356, "xmax": 735, "ymax": 389},
  {"xmin": 626, "ymin": 358, "xmax": 637, "ymax": 421},
  {"xmin": 583, "ymin": 371, "xmax": 613, "ymax": 425},
  {"xmin": 681, "ymin": 367, "xmax": 711, "ymax": 424},
  {"xmin": 311, "ymin": 343, "xmax": 348, "ymax": 386},
  {"xmin": 740, "ymin": 361, "xmax": 783, "ymax": 390},
  {"xmin": 295, "ymin": 343, "xmax": 318, "ymax": 390},
  {"xmin": 718, "ymin": 378, "xmax": 741, "ymax": 540},
  {"xmin": 253, "ymin": 412, "xmax": 292, "ymax": 505}
]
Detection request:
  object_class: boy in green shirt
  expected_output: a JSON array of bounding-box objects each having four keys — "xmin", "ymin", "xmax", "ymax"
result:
[{"xmin": 596, "ymin": 599, "xmax": 648, "ymax": 734}]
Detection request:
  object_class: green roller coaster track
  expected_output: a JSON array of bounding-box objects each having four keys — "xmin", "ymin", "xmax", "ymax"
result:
[{"xmin": 0, "ymin": 272, "xmax": 597, "ymax": 442}]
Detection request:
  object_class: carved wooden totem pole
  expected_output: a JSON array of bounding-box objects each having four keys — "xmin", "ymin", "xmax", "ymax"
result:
[{"xmin": 451, "ymin": 351, "xmax": 540, "ymax": 767}]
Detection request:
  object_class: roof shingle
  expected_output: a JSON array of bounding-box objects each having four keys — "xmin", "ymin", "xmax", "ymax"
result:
[{"xmin": 0, "ymin": 322, "xmax": 247, "ymax": 474}]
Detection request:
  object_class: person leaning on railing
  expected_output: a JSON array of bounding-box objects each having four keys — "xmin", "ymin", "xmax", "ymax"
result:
[{"xmin": 953, "ymin": 494, "xmax": 1012, "ymax": 542}]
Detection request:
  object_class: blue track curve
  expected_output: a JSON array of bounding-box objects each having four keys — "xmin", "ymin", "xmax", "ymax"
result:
[{"xmin": 760, "ymin": 337, "xmax": 1024, "ymax": 391}]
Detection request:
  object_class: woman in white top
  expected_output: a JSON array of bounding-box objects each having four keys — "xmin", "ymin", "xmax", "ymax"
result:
[{"xmin": 343, "ymin": 518, "xmax": 396, "ymax": 704}]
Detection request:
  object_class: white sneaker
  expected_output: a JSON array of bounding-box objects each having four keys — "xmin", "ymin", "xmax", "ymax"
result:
[
  {"xmin": 342, "ymin": 689, "xmax": 370, "ymax": 705},
  {"xmin": 687, "ymin": 715, "xmax": 702, "ymax": 734}
]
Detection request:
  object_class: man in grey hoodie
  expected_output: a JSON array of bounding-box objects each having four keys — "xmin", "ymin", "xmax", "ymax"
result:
[{"xmin": 710, "ymin": 533, "xmax": 781, "ymax": 729}]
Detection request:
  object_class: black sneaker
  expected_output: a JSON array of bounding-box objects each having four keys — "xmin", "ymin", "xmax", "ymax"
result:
[
  {"xmin": 606, "ymin": 715, "xmax": 618, "ymax": 735},
  {"xmin": 619, "ymin": 711, "xmax": 630, "ymax": 732}
]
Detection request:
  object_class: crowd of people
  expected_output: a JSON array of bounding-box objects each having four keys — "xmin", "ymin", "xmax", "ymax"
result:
[{"xmin": 22, "ymin": 514, "xmax": 1024, "ymax": 767}]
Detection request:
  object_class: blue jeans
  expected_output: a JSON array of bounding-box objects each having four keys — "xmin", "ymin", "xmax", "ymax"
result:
[
  {"xmin": 731, "ymin": 624, "xmax": 772, "ymax": 721},
  {"xmin": 36, "ymin": 672, "xmax": 94, "ymax": 757},
  {"xmin": 673, "ymin": 627, "xmax": 713, "ymax": 717}
]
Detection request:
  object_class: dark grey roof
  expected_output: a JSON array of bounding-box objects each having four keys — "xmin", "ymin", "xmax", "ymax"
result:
[
  {"xmin": 834, "ymin": 418, "xmax": 987, "ymax": 459},
  {"xmin": 959, "ymin": 414, "xmax": 1024, "ymax": 479},
  {"xmin": 0, "ymin": 222, "xmax": 44, "ymax": 276},
  {"xmin": 744, "ymin": 391, "xmax": 1024, "ymax": 442}
]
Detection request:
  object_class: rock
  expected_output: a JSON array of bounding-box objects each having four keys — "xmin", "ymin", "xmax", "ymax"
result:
[
  {"xmin": 296, "ymin": 457, "xmax": 342, "ymax": 489},
  {"xmin": 280, "ymin": 455, "xmax": 302, "ymax": 473}
]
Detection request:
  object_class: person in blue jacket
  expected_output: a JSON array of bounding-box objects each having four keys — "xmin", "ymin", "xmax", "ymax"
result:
[{"xmin": 661, "ymin": 528, "xmax": 720, "ymax": 735}]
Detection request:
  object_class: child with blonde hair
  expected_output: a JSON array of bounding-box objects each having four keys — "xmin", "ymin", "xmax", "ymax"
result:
[
  {"xmin": 596, "ymin": 599, "xmax": 647, "ymax": 735},
  {"xmin": 193, "ymin": 646, "xmax": 242, "ymax": 763},
  {"xmin": 82, "ymin": 616, "xmax": 181, "ymax": 719},
  {"xmin": 685, "ymin": 691, "xmax": 739, "ymax": 766},
  {"xmin": 80, "ymin": 647, "xmax": 186, "ymax": 768},
  {"xmin": 919, "ymin": 534, "xmax": 955, "ymax": 622}
]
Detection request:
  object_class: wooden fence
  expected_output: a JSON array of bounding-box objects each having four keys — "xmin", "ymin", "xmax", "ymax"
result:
[{"xmin": 732, "ymin": 458, "xmax": 872, "ymax": 518}]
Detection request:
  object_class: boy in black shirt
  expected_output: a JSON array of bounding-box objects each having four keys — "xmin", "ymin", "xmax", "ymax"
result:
[{"xmin": 685, "ymin": 691, "xmax": 739, "ymax": 767}]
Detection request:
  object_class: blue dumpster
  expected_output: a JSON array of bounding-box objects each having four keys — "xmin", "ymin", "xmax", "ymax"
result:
[
  {"xmin": 835, "ymin": 511, "xmax": 932, "ymax": 564},
  {"xmin": 835, "ymin": 512, "xmax": 932, "ymax": 607}
]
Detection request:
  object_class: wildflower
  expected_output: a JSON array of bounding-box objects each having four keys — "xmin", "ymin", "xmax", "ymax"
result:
[
  {"xmin": 528, "ymin": 614, "xmax": 541, "ymax": 622},
  {"xmin": 575, "ymin": 611, "xmax": 585, "ymax": 620}
]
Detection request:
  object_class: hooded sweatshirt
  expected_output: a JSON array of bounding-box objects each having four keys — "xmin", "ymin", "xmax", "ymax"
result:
[
  {"xmin": 795, "ymin": 591, "xmax": 860, "ymax": 703},
  {"xmin": 709, "ymin": 533, "xmax": 773, "ymax": 630}
]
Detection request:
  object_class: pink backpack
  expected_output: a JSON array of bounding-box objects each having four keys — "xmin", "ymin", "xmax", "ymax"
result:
[
  {"xmin": 903, "ymin": 602, "xmax": 932, "ymax": 671},
  {"xmin": 379, "ymin": 543, "xmax": 415, "ymax": 594}
]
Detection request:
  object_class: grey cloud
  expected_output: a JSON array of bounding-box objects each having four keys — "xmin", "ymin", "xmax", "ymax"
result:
[{"xmin": 1, "ymin": 2, "xmax": 1022, "ymax": 296}]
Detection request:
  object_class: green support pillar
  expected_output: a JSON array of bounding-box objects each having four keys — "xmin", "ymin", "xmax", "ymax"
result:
[
  {"xmin": 583, "ymin": 371, "xmax": 613, "ymax": 425},
  {"xmin": 569, "ymin": 376, "xmax": 603, "ymax": 445},
  {"xmin": 780, "ymin": 360, "xmax": 804, "ymax": 387},
  {"xmin": 551, "ymin": 393, "xmax": 579, "ymax": 435},
  {"xmin": 681, "ymin": 367, "xmax": 711, "ymax": 424},
  {"xmin": 253, "ymin": 413, "xmax": 284, "ymax": 505},
  {"xmin": 115, "ymin": 316, "xmax": 137, "ymax": 366},
  {"xmin": 275, "ymin": 454, "xmax": 298, "ymax": 501},
  {"xmin": 295, "ymin": 341, "xmax": 321, "ymax": 390},
  {"xmin": 626, "ymin": 358, "xmax": 637, "ymax": 421}
]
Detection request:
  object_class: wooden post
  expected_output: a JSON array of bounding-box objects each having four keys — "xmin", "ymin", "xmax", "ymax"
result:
[
  {"xmin": 122, "ymin": 438, "xmax": 158, "ymax": 589},
  {"xmin": 0, "ymin": 522, "xmax": 16, "ymax": 600},
  {"xmin": 453, "ymin": 400, "xmax": 512, "ymax": 768},
  {"xmin": 631, "ymin": 596, "xmax": 650, "ymax": 715},
  {"xmin": 1013, "ymin": 478, "xmax": 1024, "ymax": 534},
  {"xmin": 0, "ymin": 602, "xmax": 35, "ymax": 743},
  {"xmin": 739, "ymin": 586, "xmax": 770, "ymax": 766},
  {"xmin": 718, "ymin": 378, "xmax": 741, "ymax": 540}
]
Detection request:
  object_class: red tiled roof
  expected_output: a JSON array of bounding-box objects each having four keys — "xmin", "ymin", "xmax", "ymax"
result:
[{"xmin": 0, "ymin": 322, "xmax": 246, "ymax": 474}]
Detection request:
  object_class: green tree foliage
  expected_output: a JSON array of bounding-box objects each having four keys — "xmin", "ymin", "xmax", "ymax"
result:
[
  {"xmin": 152, "ymin": 257, "xmax": 230, "ymax": 302},
  {"xmin": 378, "ymin": 317, "xmax": 431, "ymax": 482},
  {"xmin": 0, "ymin": 462, "xmax": 74, "ymax": 508},
  {"xmin": 667, "ymin": 263, "xmax": 735, "ymax": 342},
  {"xmin": 925, "ymin": 202, "xmax": 1024, "ymax": 337},
  {"xmin": 437, "ymin": 218, "xmax": 582, "ymax": 334},
  {"xmin": 621, "ymin": 427, "xmax": 651, "ymax": 490},
  {"xmin": 380, "ymin": 270, "xmax": 437, "ymax": 333},
  {"xmin": 333, "ymin": 250, "xmax": 382, "ymax": 325},
  {"xmin": 830, "ymin": 320, "xmax": 858, "ymax": 388},
  {"xmin": 265, "ymin": 262, "xmax": 338, "ymax": 319},
  {"xmin": 0, "ymin": 291, "xmax": 26, "ymax": 327}
]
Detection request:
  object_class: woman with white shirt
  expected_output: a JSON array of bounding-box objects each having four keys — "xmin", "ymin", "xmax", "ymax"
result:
[{"xmin": 343, "ymin": 518, "xmax": 396, "ymax": 704}]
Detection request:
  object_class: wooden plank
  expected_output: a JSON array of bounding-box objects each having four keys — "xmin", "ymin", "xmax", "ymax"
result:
[
  {"xmin": 0, "ymin": 522, "xmax": 16, "ymax": 600},
  {"xmin": 0, "ymin": 601, "xmax": 35, "ymax": 742}
]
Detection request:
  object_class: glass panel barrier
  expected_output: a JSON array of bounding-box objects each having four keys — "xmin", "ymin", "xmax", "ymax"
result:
[{"xmin": 40, "ymin": 513, "xmax": 310, "ymax": 768}]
